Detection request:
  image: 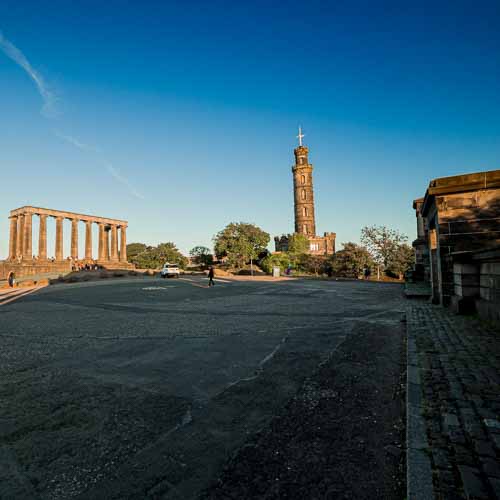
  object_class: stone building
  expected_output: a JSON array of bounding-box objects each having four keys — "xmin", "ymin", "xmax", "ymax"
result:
[
  {"xmin": 0, "ymin": 205, "xmax": 133, "ymax": 280},
  {"xmin": 274, "ymin": 128, "xmax": 336, "ymax": 256},
  {"xmin": 412, "ymin": 169, "xmax": 500, "ymax": 321},
  {"xmin": 411, "ymin": 197, "xmax": 430, "ymax": 282}
]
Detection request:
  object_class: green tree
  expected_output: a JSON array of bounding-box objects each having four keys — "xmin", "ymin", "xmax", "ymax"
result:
[
  {"xmin": 126, "ymin": 243, "xmax": 147, "ymax": 260},
  {"xmin": 214, "ymin": 222, "xmax": 270, "ymax": 269},
  {"xmin": 189, "ymin": 246, "xmax": 213, "ymax": 268},
  {"xmin": 386, "ymin": 243, "xmax": 415, "ymax": 279},
  {"xmin": 330, "ymin": 242, "xmax": 374, "ymax": 278},
  {"xmin": 361, "ymin": 226, "xmax": 408, "ymax": 279},
  {"xmin": 288, "ymin": 233, "xmax": 309, "ymax": 255},
  {"xmin": 299, "ymin": 254, "xmax": 327, "ymax": 275},
  {"xmin": 260, "ymin": 253, "xmax": 291, "ymax": 274},
  {"xmin": 156, "ymin": 243, "xmax": 188, "ymax": 269},
  {"xmin": 127, "ymin": 242, "xmax": 187, "ymax": 269}
]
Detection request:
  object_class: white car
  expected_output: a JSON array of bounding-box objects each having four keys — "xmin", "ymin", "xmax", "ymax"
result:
[{"xmin": 160, "ymin": 263, "xmax": 180, "ymax": 278}]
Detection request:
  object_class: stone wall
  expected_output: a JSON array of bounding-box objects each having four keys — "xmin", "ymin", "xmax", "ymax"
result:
[
  {"xmin": 477, "ymin": 261, "xmax": 500, "ymax": 321},
  {"xmin": 414, "ymin": 169, "xmax": 500, "ymax": 322},
  {"xmin": 0, "ymin": 261, "xmax": 72, "ymax": 280},
  {"xmin": 450, "ymin": 248, "xmax": 500, "ymax": 321},
  {"xmin": 274, "ymin": 232, "xmax": 336, "ymax": 256},
  {"xmin": 423, "ymin": 182, "xmax": 500, "ymax": 305}
]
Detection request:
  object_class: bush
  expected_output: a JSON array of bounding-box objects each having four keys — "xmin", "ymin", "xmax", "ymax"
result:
[{"xmin": 260, "ymin": 253, "xmax": 291, "ymax": 274}]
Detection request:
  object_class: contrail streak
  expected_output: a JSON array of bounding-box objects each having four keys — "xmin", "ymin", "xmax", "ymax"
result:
[
  {"xmin": 55, "ymin": 131, "xmax": 144, "ymax": 199},
  {"xmin": 0, "ymin": 30, "xmax": 58, "ymax": 117},
  {"xmin": 54, "ymin": 130, "xmax": 101, "ymax": 153},
  {"xmin": 1, "ymin": 29, "xmax": 142, "ymax": 200},
  {"xmin": 104, "ymin": 161, "xmax": 145, "ymax": 200}
]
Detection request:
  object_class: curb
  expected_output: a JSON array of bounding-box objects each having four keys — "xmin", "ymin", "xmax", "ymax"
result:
[{"xmin": 406, "ymin": 313, "xmax": 435, "ymax": 499}]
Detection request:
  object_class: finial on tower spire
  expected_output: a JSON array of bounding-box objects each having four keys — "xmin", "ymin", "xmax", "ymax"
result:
[{"xmin": 297, "ymin": 126, "xmax": 305, "ymax": 147}]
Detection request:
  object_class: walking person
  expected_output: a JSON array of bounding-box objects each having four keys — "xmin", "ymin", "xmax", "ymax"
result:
[{"xmin": 208, "ymin": 266, "xmax": 215, "ymax": 287}]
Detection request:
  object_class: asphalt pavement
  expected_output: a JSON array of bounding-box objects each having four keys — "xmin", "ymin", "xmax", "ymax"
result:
[{"xmin": 0, "ymin": 276, "xmax": 405, "ymax": 499}]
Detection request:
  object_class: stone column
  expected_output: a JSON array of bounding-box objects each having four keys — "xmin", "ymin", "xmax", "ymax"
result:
[
  {"xmin": 417, "ymin": 213, "xmax": 425, "ymax": 239},
  {"xmin": 103, "ymin": 227, "xmax": 110, "ymax": 261},
  {"xmin": 110, "ymin": 225, "xmax": 118, "ymax": 261},
  {"xmin": 23, "ymin": 212, "xmax": 33, "ymax": 260},
  {"xmin": 8, "ymin": 216, "xmax": 17, "ymax": 260},
  {"xmin": 85, "ymin": 221, "xmax": 93, "ymax": 260},
  {"xmin": 38, "ymin": 215, "xmax": 47, "ymax": 260},
  {"xmin": 71, "ymin": 219, "xmax": 79, "ymax": 260},
  {"xmin": 120, "ymin": 226, "xmax": 127, "ymax": 262},
  {"xmin": 55, "ymin": 217, "xmax": 64, "ymax": 261},
  {"xmin": 98, "ymin": 224, "xmax": 105, "ymax": 260},
  {"xmin": 16, "ymin": 215, "xmax": 24, "ymax": 259}
]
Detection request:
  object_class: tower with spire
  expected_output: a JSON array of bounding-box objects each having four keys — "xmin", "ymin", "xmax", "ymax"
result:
[
  {"xmin": 274, "ymin": 127, "xmax": 336, "ymax": 256},
  {"xmin": 292, "ymin": 126, "xmax": 316, "ymax": 236}
]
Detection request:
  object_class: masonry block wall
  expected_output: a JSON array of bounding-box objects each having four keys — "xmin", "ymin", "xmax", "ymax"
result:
[{"xmin": 421, "ymin": 170, "xmax": 500, "ymax": 306}]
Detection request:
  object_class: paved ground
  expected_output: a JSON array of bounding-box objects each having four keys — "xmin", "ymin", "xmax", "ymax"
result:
[
  {"xmin": 0, "ymin": 276, "xmax": 405, "ymax": 499},
  {"xmin": 406, "ymin": 302, "xmax": 500, "ymax": 500}
]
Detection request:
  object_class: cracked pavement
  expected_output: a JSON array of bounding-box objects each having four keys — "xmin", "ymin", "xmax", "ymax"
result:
[{"xmin": 0, "ymin": 276, "xmax": 405, "ymax": 499}]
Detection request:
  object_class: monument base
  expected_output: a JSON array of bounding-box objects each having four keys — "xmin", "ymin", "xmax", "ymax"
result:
[
  {"xmin": 0, "ymin": 260, "xmax": 72, "ymax": 280},
  {"xmin": 97, "ymin": 260, "xmax": 135, "ymax": 270}
]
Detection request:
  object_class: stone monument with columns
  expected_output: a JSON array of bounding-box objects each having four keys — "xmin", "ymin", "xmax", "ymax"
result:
[{"xmin": 0, "ymin": 205, "xmax": 134, "ymax": 280}]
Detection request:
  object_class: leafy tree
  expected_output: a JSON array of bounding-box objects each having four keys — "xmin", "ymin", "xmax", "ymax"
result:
[
  {"xmin": 189, "ymin": 246, "xmax": 213, "ymax": 268},
  {"xmin": 260, "ymin": 253, "xmax": 291, "ymax": 274},
  {"xmin": 299, "ymin": 254, "xmax": 327, "ymax": 275},
  {"xmin": 330, "ymin": 242, "xmax": 374, "ymax": 278},
  {"xmin": 213, "ymin": 222, "xmax": 270, "ymax": 269},
  {"xmin": 156, "ymin": 243, "xmax": 188, "ymax": 268},
  {"xmin": 288, "ymin": 233, "xmax": 309, "ymax": 255},
  {"xmin": 386, "ymin": 243, "xmax": 415, "ymax": 279},
  {"xmin": 361, "ymin": 226, "xmax": 408, "ymax": 279},
  {"xmin": 127, "ymin": 242, "xmax": 187, "ymax": 269},
  {"xmin": 126, "ymin": 243, "xmax": 147, "ymax": 260}
]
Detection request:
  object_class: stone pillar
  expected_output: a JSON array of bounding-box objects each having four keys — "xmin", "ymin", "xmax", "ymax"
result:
[
  {"xmin": 85, "ymin": 221, "xmax": 93, "ymax": 260},
  {"xmin": 8, "ymin": 216, "xmax": 17, "ymax": 260},
  {"xmin": 38, "ymin": 215, "xmax": 47, "ymax": 260},
  {"xmin": 417, "ymin": 213, "xmax": 425, "ymax": 239},
  {"xmin": 98, "ymin": 223, "xmax": 105, "ymax": 261},
  {"xmin": 23, "ymin": 212, "xmax": 33, "ymax": 260},
  {"xmin": 71, "ymin": 219, "xmax": 79, "ymax": 260},
  {"xmin": 110, "ymin": 225, "xmax": 118, "ymax": 261},
  {"xmin": 120, "ymin": 226, "xmax": 127, "ymax": 262},
  {"xmin": 16, "ymin": 215, "xmax": 24, "ymax": 259},
  {"xmin": 103, "ymin": 227, "xmax": 110, "ymax": 261},
  {"xmin": 55, "ymin": 217, "xmax": 64, "ymax": 261}
]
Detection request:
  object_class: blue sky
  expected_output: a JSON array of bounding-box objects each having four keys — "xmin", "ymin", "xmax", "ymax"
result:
[{"xmin": 1, "ymin": 0, "xmax": 499, "ymax": 257}]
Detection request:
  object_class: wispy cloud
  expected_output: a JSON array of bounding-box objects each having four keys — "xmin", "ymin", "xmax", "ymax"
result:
[
  {"xmin": 0, "ymin": 30, "xmax": 59, "ymax": 117},
  {"xmin": 54, "ymin": 130, "xmax": 101, "ymax": 153},
  {"xmin": 104, "ymin": 161, "xmax": 144, "ymax": 200},
  {"xmin": 1, "ymin": 29, "xmax": 142, "ymax": 200},
  {"xmin": 55, "ymin": 130, "xmax": 144, "ymax": 199}
]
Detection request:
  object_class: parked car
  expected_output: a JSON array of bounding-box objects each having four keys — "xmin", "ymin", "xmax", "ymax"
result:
[{"xmin": 160, "ymin": 263, "xmax": 180, "ymax": 278}]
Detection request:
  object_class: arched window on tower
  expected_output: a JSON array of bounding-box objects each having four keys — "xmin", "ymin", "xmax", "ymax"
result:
[
  {"xmin": 303, "ymin": 224, "xmax": 308, "ymax": 234},
  {"xmin": 301, "ymin": 189, "xmax": 306, "ymax": 200},
  {"xmin": 299, "ymin": 157, "xmax": 305, "ymax": 165},
  {"xmin": 303, "ymin": 207, "xmax": 308, "ymax": 217},
  {"xmin": 301, "ymin": 174, "xmax": 306, "ymax": 184}
]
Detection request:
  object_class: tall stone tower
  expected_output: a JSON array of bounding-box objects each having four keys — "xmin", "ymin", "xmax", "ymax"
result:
[
  {"xmin": 293, "ymin": 134, "xmax": 316, "ymax": 236},
  {"xmin": 274, "ymin": 127, "xmax": 336, "ymax": 256}
]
